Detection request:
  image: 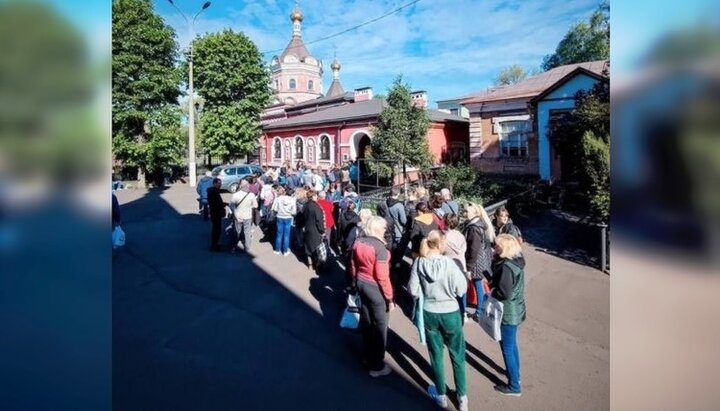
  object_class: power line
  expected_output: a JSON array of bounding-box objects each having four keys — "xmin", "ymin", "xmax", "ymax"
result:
[{"xmin": 260, "ymin": 0, "xmax": 422, "ymax": 55}]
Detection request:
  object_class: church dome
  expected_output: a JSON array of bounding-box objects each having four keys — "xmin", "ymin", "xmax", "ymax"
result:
[
  {"xmin": 330, "ymin": 58, "xmax": 341, "ymax": 71},
  {"xmin": 290, "ymin": 7, "xmax": 303, "ymax": 22}
]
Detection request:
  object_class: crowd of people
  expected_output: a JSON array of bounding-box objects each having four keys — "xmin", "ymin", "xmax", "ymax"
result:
[{"xmin": 196, "ymin": 161, "xmax": 527, "ymax": 409}]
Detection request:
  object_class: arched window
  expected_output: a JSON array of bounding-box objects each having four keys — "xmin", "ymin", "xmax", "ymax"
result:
[
  {"xmin": 294, "ymin": 136, "xmax": 304, "ymax": 159},
  {"xmin": 274, "ymin": 80, "xmax": 279, "ymax": 90},
  {"xmin": 273, "ymin": 138, "xmax": 282, "ymax": 159},
  {"xmin": 289, "ymin": 79, "xmax": 296, "ymax": 90},
  {"xmin": 319, "ymin": 135, "xmax": 331, "ymax": 160},
  {"xmin": 308, "ymin": 80, "xmax": 314, "ymax": 91}
]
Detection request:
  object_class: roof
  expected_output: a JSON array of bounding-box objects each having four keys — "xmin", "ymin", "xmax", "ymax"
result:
[
  {"xmin": 263, "ymin": 98, "xmax": 467, "ymax": 131},
  {"xmin": 285, "ymin": 91, "xmax": 354, "ymax": 112},
  {"xmin": 279, "ymin": 36, "xmax": 311, "ymax": 62},
  {"xmin": 461, "ymin": 60, "xmax": 609, "ymax": 105},
  {"xmin": 531, "ymin": 67, "xmax": 608, "ymax": 103},
  {"xmin": 326, "ymin": 79, "xmax": 345, "ymax": 97}
]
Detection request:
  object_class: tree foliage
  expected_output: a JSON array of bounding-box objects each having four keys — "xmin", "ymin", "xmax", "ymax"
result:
[
  {"xmin": 433, "ymin": 163, "xmax": 477, "ymax": 198},
  {"xmin": 494, "ymin": 64, "xmax": 528, "ymax": 86},
  {"xmin": 368, "ymin": 77, "xmax": 431, "ymax": 178},
  {"xmin": 542, "ymin": 1, "xmax": 609, "ymax": 71},
  {"xmin": 191, "ymin": 29, "xmax": 270, "ymax": 163},
  {"xmin": 549, "ymin": 72, "xmax": 610, "ymax": 221},
  {"xmin": 112, "ymin": 0, "xmax": 183, "ymax": 186}
]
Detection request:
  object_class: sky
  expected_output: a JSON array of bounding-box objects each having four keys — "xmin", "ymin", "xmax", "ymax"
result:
[
  {"xmin": 153, "ymin": 0, "xmax": 602, "ymax": 103},
  {"xmin": 47, "ymin": 0, "xmax": 719, "ymax": 102}
]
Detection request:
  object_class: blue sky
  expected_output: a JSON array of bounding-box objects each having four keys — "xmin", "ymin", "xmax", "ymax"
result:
[{"xmin": 154, "ymin": 0, "xmax": 602, "ymax": 102}]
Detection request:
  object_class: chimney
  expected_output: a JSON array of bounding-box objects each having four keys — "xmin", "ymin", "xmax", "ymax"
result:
[
  {"xmin": 354, "ymin": 87, "xmax": 373, "ymax": 102},
  {"xmin": 411, "ymin": 90, "xmax": 427, "ymax": 108}
]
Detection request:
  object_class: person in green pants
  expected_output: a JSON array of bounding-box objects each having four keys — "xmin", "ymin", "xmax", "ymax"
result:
[{"xmin": 408, "ymin": 230, "xmax": 469, "ymax": 411}]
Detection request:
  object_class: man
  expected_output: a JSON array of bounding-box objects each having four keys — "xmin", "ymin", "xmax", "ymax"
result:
[
  {"xmin": 196, "ymin": 171, "xmax": 214, "ymax": 220},
  {"xmin": 302, "ymin": 191, "xmax": 326, "ymax": 272},
  {"xmin": 386, "ymin": 187, "xmax": 408, "ymax": 268},
  {"xmin": 231, "ymin": 179, "xmax": 258, "ymax": 253},
  {"xmin": 207, "ymin": 178, "xmax": 226, "ymax": 251}
]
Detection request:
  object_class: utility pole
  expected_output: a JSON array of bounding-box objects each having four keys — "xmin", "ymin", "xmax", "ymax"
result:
[{"xmin": 168, "ymin": 0, "xmax": 211, "ymax": 187}]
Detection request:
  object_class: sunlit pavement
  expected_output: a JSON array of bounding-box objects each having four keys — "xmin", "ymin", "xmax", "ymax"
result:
[{"xmin": 113, "ymin": 183, "xmax": 608, "ymax": 411}]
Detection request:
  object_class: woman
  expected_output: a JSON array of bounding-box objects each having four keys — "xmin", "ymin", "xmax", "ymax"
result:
[
  {"xmin": 494, "ymin": 206, "xmax": 524, "ymax": 244},
  {"xmin": 443, "ymin": 213, "xmax": 469, "ymax": 322},
  {"xmin": 293, "ymin": 187, "xmax": 308, "ymax": 251},
  {"xmin": 328, "ymin": 182, "xmax": 343, "ymax": 202},
  {"xmin": 350, "ymin": 216, "xmax": 394, "ymax": 378},
  {"xmin": 430, "ymin": 193, "xmax": 447, "ymax": 230},
  {"xmin": 408, "ymin": 230, "xmax": 469, "ymax": 411},
  {"xmin": 410, "ymin": 202, "xmax": 439, "ymax": 257},
  {"xmin": 463, "ymin": 202, "xmax": 496, "ymax": 318},
  {"xmin": 491, "ymin": 234, "xmax": 526, "ymax": 397},
  {"xmin": 302, "ymin": 190, "xmax": 326, "ymax": 271},
  {"xmin": 271, "ymin": 186, "xmax": 296, "ymax": 256}
]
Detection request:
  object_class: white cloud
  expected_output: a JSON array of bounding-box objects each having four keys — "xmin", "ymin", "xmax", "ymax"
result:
[{"xmin": 160, "ymin": 0, "xmax": 601, "ymax": 102}]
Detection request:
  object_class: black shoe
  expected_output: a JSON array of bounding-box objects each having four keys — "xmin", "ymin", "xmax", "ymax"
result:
[{"xmin": 494, "ymin": 384, "xmax": 521, "ymax": 397}]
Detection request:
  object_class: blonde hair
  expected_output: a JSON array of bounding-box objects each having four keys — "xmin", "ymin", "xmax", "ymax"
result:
[
  {"xmin": 419, "ymin": 230, "xmax": 446, "ymax": 257},
  {"xmin": 364, "ymin": 215, "xmax": 387, "ymax": 241},
  {"xmin": 358, "ymin": 209, "xmax": 373, "ymax": 227},
  {"xmin": 415, "ymin": 186, "xmax": 427, "ymax": 198},
  {"xmin": 465, "ymin": 202, "xmax": 496, "ymax": 243},
  {"xmin": 495, "ymin": 234, "xmax": 522, "ymax": 259}
]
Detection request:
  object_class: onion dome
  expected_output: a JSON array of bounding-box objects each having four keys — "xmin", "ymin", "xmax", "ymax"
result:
[{"xmin": 290, "ymin": 7, "xmax": 303, "ymax": 22}]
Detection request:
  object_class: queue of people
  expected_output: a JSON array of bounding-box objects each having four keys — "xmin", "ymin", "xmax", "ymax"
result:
[{"xmin": 196, "ymin": 168, "xmax": 527, "ymax": 407}]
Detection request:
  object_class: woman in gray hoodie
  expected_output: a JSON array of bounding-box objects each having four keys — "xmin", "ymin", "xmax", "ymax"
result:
[{"xmin": 408, "ymin": 230, "xmax": 469, "ymax": 411}]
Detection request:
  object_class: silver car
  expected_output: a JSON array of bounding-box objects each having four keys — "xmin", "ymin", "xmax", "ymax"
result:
[{"xmin": 211, "ymin": 164, "xmax": 263, "ymax": 193}]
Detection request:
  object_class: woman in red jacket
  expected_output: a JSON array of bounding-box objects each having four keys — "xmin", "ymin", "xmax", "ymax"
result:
[{"xmin": 351, "ymin": 216, "xmax": 395, "ymax": 377}]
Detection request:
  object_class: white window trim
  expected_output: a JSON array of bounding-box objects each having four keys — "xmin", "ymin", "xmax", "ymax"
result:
[
  {"xmin": 492, "ymin": 114, "xmax": 531, "ymax": 134},
  {"xmin": 272, "ymin": 136, "xmax": 283, "ymax": 162},
  {"xmin": 318, "ymin": 133, "xmax": 333, "ymax": 163},
  {"xmin": 292, "ymin": 135, "xmax": 305, "ymax": 161},
  {"xmin": 289, "ymin": 78, "xmax": 297, "ymax": 90}
]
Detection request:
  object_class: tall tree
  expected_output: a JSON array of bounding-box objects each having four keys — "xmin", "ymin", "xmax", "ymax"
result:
[
  {"xmin": 191, "ymin": 29, "xmax": 270, "ymax": 164},
  {"xmin": 112, "ymin": 0, "xmax": 183, "ymax": 187},
  {"xmin": 542, "ymin": 1, "xmax": 609, "ymax": 71},
  {"xmin": 368, "ymin": 76, "xmax": 431, "ymax": 189},
  {"xmin": 494, "ymin": 64, "xmax": 528, "ymax": 86}
]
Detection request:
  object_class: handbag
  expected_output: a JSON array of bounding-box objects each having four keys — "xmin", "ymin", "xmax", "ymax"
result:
[
  {"xmin": 479, "ymin": 295, "xmax": 503, "ymax": 341},
  {"xmin": 340, "ymin": 292, "xmax": 361, "ymax": 329},
  {"xmin": 112, "ymin": 226, "xmax": 125, "ymax": 248}
]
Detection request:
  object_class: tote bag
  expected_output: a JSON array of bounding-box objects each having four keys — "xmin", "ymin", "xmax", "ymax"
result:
[
  {"xmin": 479, "ymin": 296, "xmax": 503, "ymax": 341},
  {"xmin": 340, "ymin": 292, "xmax": 361, "ymax": 330}
]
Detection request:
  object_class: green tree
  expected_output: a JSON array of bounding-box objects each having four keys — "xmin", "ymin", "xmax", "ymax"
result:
[
  {"xmin": 580, "ymin": 130, "xmax": 609, "ymax": 221},
  {"xmin": 112, "ymin": 0, "xmax": 183, "ymax": 187},
  {"xmin": 191, "ymin": 29, "xmax": 270, "ymax": 164},
  {"xmin": 494, "ymin": 64, "xmax": 528, "ymax": 85},
  {"xmin": 367, "ymin": 76, "xmax": 431, "ymax": 189},
  {"xmin": 542, "ymin": 1, "xmax": 609, "ymax": 71}
]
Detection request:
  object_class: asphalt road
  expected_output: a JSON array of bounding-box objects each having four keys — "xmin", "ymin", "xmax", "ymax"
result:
[{"xmin": 113, "ymin": 184, "xmax": 608, "ymax": 410}]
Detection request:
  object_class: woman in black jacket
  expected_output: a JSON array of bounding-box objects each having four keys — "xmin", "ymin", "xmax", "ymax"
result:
[
  {"xmin": 302, "ymin": 191, "xmax": 326, "ymax": 271},
  {"xmin": 463, "ymin": 202, "xmax": 496, "ymax": 317}
]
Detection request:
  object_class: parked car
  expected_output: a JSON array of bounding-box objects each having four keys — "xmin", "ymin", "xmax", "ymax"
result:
[{"xmin": 211, "ymin": 164, "xmax": 263, "ymax": 193}]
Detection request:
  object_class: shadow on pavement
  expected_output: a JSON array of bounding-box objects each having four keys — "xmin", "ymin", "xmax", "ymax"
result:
[{"xmin": 112, "ymin": 186, "xmax": 438, "ymax": 410}]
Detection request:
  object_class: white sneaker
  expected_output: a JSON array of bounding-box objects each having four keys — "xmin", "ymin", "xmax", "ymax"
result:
[
  {"xmin": 274, "ymin": 251, "xmax": 281, "ymax": 255},
  {"xmin": 283, "ymin": 251, "xmax": 290, "ymax": 257},
  {"xmin": 458, "ymin": 394, "xmax": 468, "ymax": 411},
  {"xmin": 427, "ymin": 385, "xmax": 448, "ymax": 408},
  {"xmin": 369, "ymin": 364, "xmax": 392, "ymax": 377}
]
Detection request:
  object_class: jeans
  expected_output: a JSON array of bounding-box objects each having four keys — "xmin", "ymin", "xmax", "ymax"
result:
[
  {"xmin": 500, "ymin": 324, "xmax": 521, "ymax": 392},
  {"xmin": 234, "ymin": 219, "xmax": 253, "ymax": 251},
  {"xmin": 424, "ymin": 310, "xmax": 467, "ymax": 396},
  {"xmin": 275, "ymin": 217, "xmax": 292, "ymax": 254},
  {"xmin": 461, "ymin": 279, "xmax": 485, "ymax": 313},
  {"xmin": 357, "ymin": 280, "xmax": 389, "ymax": 372}
]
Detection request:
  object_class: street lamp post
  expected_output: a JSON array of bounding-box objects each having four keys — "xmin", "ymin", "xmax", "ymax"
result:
[{"xmin": 168, "ymin": 0, "xmax": 211, "ymax": 187}]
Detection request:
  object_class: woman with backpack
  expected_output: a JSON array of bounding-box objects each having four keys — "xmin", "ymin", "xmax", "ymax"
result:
[{"xmin": 463, "ymin": 202, "xmax": 496, "ymax": 319}]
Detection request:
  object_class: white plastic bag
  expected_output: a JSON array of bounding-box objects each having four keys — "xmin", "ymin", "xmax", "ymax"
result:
[
  {"xmin": 479, "ymin": 295, "xmax": 503, "ymax": 341},
  {"xmin": 340, "ymin": 293, "xmax": 361, "ymax": 329},
  {"xmin": 112, "ymin": 226, "xmax": 126, "ymax": 248}
]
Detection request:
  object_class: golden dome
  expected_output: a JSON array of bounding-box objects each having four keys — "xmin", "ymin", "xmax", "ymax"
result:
[
  {"xmin": 290, "ymin": 7, "xmax": 303, "ymax": 22},
  {"xmin": 330, "ymin": 58, "xmax": 341, "ymax": 70}
]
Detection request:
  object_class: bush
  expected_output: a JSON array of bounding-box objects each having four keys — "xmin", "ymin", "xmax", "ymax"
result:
[
  {"xmin": 432, "ymin": 163, "xmax": 477, "ymax": 198},
  {"xmin": 581, "ymin": 131, "xmax": 610, "ymax": 221}
]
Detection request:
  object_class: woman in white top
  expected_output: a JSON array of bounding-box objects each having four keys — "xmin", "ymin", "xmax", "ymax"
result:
[{"xmin": 271, "ymin": 186, "xmax": 297, "ymax": 256}]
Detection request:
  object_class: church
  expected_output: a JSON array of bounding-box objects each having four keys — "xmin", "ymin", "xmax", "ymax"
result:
[{"xmin": 257, "ymin": 5, "xmax": 469, "ymax": 174}]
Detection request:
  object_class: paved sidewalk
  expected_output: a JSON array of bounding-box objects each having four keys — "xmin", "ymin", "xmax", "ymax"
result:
[{"xmin": 113, "ymin": 184, "xmax": 608, "ymax": 410}]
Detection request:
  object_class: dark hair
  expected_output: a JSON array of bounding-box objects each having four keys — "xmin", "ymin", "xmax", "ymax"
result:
[
  {"xmin": 444, "ymin": 213, "xmax": 460, "ymax": 229},
  {"xmin": 213, "ymin": 178, "xmax": 222, "ymax": 185},
  {"xmin": 431, "ymin": 193, "xmax": 444, "ymax": 209},
  {"xmin": 390, "ymin": 187, "xmax": 400, "ymax": 197},
  {"xmin": 495, "ymin": 205, "xmax": 510, "ymax": 217},
  {"xmin": 346, "ymin": 185, "xmax": 355, "ymax": 193},
  {"xmin": 416, "ymin": 202, "xmax": 429, "ymax": 214},
  {"xmin": 347, "ymin": 201, "xmax": 356, "ymax": 212}
]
